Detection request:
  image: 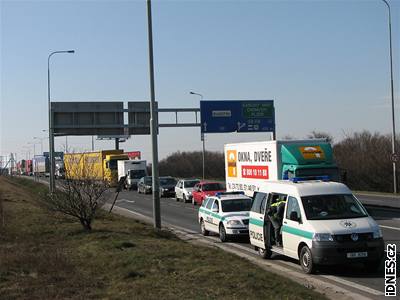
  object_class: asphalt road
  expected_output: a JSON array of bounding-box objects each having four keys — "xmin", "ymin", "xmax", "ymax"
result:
[{"xmin": 114, "ymin": 189, "xmax": 400, "ymax": 299}]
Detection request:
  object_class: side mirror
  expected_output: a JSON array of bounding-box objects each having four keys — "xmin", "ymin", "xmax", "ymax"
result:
[{"xmin": 290, "ymin": 211, "xmax": 300, "ymax": 222}]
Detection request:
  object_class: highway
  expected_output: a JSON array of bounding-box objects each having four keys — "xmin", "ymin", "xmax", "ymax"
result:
[{"xmin": 113, "ymin": 189, "xmax": 400, "ymax": 299}]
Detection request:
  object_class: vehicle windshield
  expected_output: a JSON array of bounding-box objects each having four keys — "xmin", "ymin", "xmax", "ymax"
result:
[
  {"xmin": 109, "ymin": 159, "xmax": 118, "ymax": 170},
  {"xmin": 203, "ymin": 183, "xmax": 225, "ymax": 191},
  {"xmin": 144, "ymin": 177, "xmax": 152, "ymax": 185},
  {"xmin": 130, "ymin": 170, "xmax": 146, "ymax": 179},
  {"xmin": 160, "ymin": 177, "xmax": 177, "ymax": 186},
  {"xmin": 221, "ymin": 198, "xmax": 252, "ymax": 212},
  {"xmin": 301, "ymin": 194, "xmax": 368, "ymax": 220},
  {"xmin": 184, "ymin": 180, "xmax": 199, "ymax": 188}
]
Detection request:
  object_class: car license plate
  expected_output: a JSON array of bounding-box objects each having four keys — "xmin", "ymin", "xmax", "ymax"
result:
[{"xmin": 347, "ymin": 252, "xmax": 368, "ymax": 258}]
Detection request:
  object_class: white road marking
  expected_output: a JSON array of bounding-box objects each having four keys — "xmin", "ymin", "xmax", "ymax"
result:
[
  {"xmin": 380, "ymin": 225, "xmax": 400, "ymax": 231},
  {"xmin": 116, "ymin": 199, "xmax": 135, "ymax": 204}
]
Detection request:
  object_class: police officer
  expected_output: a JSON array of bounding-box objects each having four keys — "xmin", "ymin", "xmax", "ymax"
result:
[{"xmin": 267, "ymin": 196, "xmax": 287, "ymax": 247}]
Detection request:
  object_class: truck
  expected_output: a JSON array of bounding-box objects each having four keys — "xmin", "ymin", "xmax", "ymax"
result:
[
  {"xmin": 117, "ymin": 160, "xmax": 147, "ymax": 190},
  {"xmin": 64, "ymin": 150, "xmax": 129, "ymax": 186},
  {"xmin": 225, "ymin": 140, "xmax": 339, "ymax": 196},
  {"xmin": 25, "ymin": 159, "xmax": 33, "ymax": 176},
  {"xmin": 125, "ymin": 151, "xmax": 141, "ymax": 160},
  {"xmin": 33, "ymin": 155, "xmax": 49, "ymax": 176},
  {"xmin": 33, "ymin": 152, "xmax": 64, "ymax": 177}
]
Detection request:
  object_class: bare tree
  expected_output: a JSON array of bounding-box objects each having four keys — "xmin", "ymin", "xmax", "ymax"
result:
[
  {"xmin": 0, "ymin": 191, "xmax": 4, "ymax": 228},
  {"xmin": 307, "ymin": 131, "xmax": 334, "ymax": 144},
  {"xmin": 42, "ymin": 153, "xmax": 110, "ymax": 231}
]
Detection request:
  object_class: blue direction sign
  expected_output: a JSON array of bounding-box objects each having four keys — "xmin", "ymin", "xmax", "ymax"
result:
[{"xmin": 200, "ymin": 100, "xmax": 275, "ymax": 133}]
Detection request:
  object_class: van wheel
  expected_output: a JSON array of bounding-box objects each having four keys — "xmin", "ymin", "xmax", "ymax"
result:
[
  {"xmin": 300, "ymin": 246, "xmax": 315, "ymax": 274},
  {"xmin": 182, "ymin": 195, "xmax": 187, "ymax": 203},
  {"xmin": 219, "ymin": 224, "xmax": 228, "ymax": 242},
  {"xmin": 258, "ymin": 247, "xmax": 272, "ymax": 259},
  {"xmin": 200, "ymin": 219, "xmax": 209, "ymax": 236}
]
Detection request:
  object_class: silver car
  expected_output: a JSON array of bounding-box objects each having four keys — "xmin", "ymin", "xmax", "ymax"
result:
[{"xmin": 175, "ymin": 179, "xmax": 200, "ymax": 203}]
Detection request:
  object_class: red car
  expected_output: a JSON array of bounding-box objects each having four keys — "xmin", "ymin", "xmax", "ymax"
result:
[{"xmin": 192, "ymin": 181, "xmax": 226, "ymax": 205}]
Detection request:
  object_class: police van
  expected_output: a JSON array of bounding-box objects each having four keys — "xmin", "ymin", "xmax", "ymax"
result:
[
  {"xmin": 198, "ymin": 192, "xmax": 252, "ymax": 242},
  {"xmin": 249, "ymin": 178, "xmax": 384, "ymax": 274}
]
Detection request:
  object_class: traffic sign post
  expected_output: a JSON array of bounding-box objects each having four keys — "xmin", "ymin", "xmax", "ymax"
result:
[{"xmin": 200, "ymin": 100, "xmax": 275, "ymax": 134}]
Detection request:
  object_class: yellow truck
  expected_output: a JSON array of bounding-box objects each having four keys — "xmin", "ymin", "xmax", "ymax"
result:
[{"xmin": 64, "ymin": 150, "xmax": 129, "ymax": 186}]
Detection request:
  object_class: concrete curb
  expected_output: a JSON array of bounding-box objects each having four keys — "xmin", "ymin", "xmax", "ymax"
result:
[{"xmin": 105, "ymin": 203, "xmax": 373, "ymax": 300}]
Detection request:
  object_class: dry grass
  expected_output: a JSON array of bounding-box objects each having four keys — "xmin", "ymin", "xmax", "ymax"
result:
[{"xmin": 0, "ymin": 176, "xmax": 325, "ymax": 299}]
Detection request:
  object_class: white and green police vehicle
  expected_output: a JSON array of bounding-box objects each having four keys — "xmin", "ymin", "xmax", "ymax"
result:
[
  {"xmin": 249, "ymin": 178, "xmax": 384, "ymax": 274},
  {"xmin": 198, "ymin": 192, "xmax": 252, "ymax": 242}
]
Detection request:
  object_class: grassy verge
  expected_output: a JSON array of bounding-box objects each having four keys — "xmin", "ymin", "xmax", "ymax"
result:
[{"xmin": 0, "ymin": 176, "xmax": 325, "ymax": 299}]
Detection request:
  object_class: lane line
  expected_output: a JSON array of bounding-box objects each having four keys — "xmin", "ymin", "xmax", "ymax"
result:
[
  {"xmin": 116, "ymin": 199, "xmax": 135, "ymax": 204},
  {"xmin": 380, "ymin": 225, "xmax": 400, "ymax": 231}
]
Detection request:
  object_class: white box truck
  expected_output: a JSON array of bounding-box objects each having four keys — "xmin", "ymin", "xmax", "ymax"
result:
[
  {"xmin": 225, "ymin": 140, "xmax": 339, "ymax": 196},
  {"xmin": 118, "ymin": 160, "xmax": 147, "ymax": 190}
]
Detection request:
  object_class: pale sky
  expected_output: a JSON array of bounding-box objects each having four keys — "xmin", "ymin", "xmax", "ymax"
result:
[{"xmin": 1, "ymin": 0, "xmax": 399, "ymax": 163}]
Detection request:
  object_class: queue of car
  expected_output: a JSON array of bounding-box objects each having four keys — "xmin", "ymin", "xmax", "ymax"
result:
[{"xmin": 131, "ymin": 174, "xmax": 385, "ymax": 275}]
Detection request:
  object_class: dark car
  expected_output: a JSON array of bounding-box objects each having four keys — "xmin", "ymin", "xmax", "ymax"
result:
[
  {"xmin": 137, "ymin": 176, "xmax": 152, "ymax": 194},
  {"xmin": 159, "ymin": 176, "xmax": 177, "ymax": 197}
]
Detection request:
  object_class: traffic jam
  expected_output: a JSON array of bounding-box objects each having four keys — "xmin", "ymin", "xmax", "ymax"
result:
[{"xmin": 125, "ymin": 139, "xmax": 386, "ymax": 274}]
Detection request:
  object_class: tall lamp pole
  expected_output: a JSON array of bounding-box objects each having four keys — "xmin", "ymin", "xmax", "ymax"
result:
[
  {"xmin": 33, "ymin": 136, "xmax": 46, "ymax": 154},
  {"xmin": 146, "ymin": 0, "xmax": 161, "ymax": 229},
  {"xmin": 190, "ymin": 91, "xmax": 206, "ymax": 180},
  {"xmin": 48, "ymin": 50, "xmax": 75, "ymax": 193},
  {"xmin": 381, "ymin": 0, "xmax": 397, "ymax": 194}
]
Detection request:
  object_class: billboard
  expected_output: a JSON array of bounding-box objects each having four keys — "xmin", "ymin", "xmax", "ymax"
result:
[
  {"xmin": 128, "ymin": 101, "xmax": 158, "ymax": 135},
  {"xmin": 200, "ymin": 100, "xmax": 275, "ymax": 134},
  {"xmin": 52, "ymin": 102, "xmax": 124, "ymax": 136}
]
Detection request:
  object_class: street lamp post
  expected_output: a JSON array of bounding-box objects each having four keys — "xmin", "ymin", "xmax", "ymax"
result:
[
  {"xmin": 381, "ymin": 0, "xmax": 397, "ymax": 194},
  {"xmin": 190, "ymin": 91, "xmax": 206, "ymax": 180},
  {"xmin": 28, "ymin": 142, "xmax": 38, "ymax": 156},
  {"xmin": 146, "ymin": 0, "xmax": 161, "ymax": 229},
  {"xmin": 33, "ymin": 136, "xmax": 46, "ymax": 154},
  {"xmin": 48, "ymin": 50, "xmax": 75, "ymax": 193}
]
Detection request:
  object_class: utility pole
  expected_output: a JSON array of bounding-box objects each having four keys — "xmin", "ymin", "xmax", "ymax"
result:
[
  {"xmin": 380, "ymin": 0, "xmax": 397, "ymax": 193},
  {"xmin": 190, "ymin": 91, "xmax": 205, "ymax": 179},
  {"xmin": 48, "ymin": 50, "xmax": 75, "ymax": 193},
  {"xmin": 147, "ymin": 0, "xmax": 161, "ymax": 229}
]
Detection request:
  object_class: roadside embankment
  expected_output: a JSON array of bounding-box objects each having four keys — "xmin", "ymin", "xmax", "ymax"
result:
[{"xmin": 0, "ymin": 176, "xmax": 325, "ymax": 299}]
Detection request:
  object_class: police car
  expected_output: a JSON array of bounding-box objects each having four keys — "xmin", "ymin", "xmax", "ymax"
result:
[
  {"xmin": 248, "ymin": 178, "xmax": 384, "ymax": 274},
  {"xmin": 198, "ymin": 192, "xmax": 252, "ymax": 242}
]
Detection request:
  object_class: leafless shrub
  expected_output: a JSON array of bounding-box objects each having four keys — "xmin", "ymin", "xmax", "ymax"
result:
[
  {"xmin": 0, "ymin": 191, "xmax": 4, "ymax": 228},
  {"xmin": 159, "ymin": 151, "xmax": 225, "ymax": 179},
  {"xmin": 43, "ymin": 154, "xmax": 110, "ymax": 231},
  {"xmin": 333, "ymin": 131, "xmax": 399, "ymax": 192},
  {"xmin": 307, "ymin": 130, "xmax": 334, "ymax": 144}
]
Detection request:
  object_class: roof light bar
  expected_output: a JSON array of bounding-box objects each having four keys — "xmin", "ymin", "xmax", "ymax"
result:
[
  {"xmin": 290, "ymin": 175, "xmax": 330, "ymax": 183},
  {"xmin": 215, "ymin": 191, "xmax": 245, "ymax": 197}
]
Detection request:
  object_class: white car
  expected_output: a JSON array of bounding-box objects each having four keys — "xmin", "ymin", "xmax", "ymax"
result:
[
  {"xmin": 248, "ymin": 179, "xmax": 384, "ymax": 274},
  {"xmin": 198, "ymin": 192, "xmax": 252, "ymax": 242},
  {"xmin": 175, "ymin": 179, "xmax": 200, "ymax": 203}
]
